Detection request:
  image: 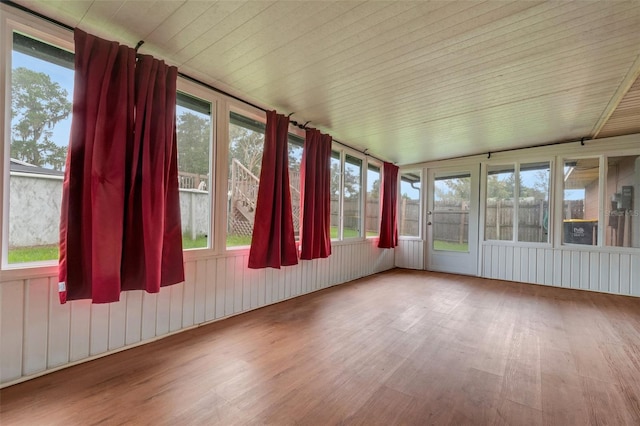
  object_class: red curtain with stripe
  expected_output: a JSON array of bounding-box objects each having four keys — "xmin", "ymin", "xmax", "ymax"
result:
[
  {"xmin": 248, "ymin": 111, "xmax": 298, "ymax": 269},
  {"xmin": 378, "ymin": 162, "xmax": 399, "ymax": 249},
  {"xmin": 59, "ymin": 29, "xmax": 184, "ymax": 303},
  {"xmin": 299, "ymin": 129, "xmax": 332, "ymax": 260}
]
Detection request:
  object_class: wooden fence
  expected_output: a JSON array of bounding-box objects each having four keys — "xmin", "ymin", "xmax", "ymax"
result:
[{"xmin": 485, "ymin": 199, "xmax": 553, "ymax": 242}]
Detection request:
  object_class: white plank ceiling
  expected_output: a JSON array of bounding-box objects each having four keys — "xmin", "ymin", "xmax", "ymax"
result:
[{"xmin": 12, "ymin": 0, "xmax": 640, "ymax": 165}]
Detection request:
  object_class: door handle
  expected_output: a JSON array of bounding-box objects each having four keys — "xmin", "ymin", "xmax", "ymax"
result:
[{"xmin": 427, "ymin": 222, "xmax": 432, "ymax": 226}]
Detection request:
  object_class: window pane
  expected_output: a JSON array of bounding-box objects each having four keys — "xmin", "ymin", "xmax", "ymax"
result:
[
  {"xmin": 399, "ymin": 172, "xmax": 420, "ymax": 237},
  {"xmin": 433, "ymin": 173, "xmax": 470, "ymax": 252},
  {"xmin": 366, "ymin": 164, "xmax": 380, "ymax": 236},
  {"xmin": 288, "ymin": 134, "xmax": 304, "ymax": 240},
  {"xmin": 485, "ymin": 165, "xmax": 515, "ymax": 241},
  {"xmin": 563, "ymin": 158, "xmax": 599, "ymax": 245},
  {"xmin": 518, "ymin": 162, "xmax": 550, "ymax": 243},
  {"xmin": 344, "ymin": 155, "xmax": 362, "ymax": 238},
  {"xmin": 227, "ymin": 112, "xmax": 265, "ymax": 248},
  {"xmin": 176, "ymin": 92, "xmax": 212, "ymax": 250},
  {"xmin": 8, "ymin": 33, "xmax": 73, "ymax": 264},
  {"xmin": 330, "ymin": 151, "xmax": 341, "ymax": 240},
  {"xmin": 605, "ymin": 155, "xmax": 639, "ymax": 248}
]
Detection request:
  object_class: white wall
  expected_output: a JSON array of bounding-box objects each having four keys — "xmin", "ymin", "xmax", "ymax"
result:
[{"xmin": 0, "ymin": 239, "xmax": 395, "ymax": 387}]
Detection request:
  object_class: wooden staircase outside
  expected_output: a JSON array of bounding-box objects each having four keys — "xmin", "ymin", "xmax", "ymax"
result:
[{"xmin": 229, "ymin": 158, "xmax": 300, "ymax": 236}]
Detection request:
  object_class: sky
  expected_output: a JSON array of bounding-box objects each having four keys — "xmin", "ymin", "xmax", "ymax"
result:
[{"xmin": 12, "ymin": 50, "xmax": 74, "ymax": 150}]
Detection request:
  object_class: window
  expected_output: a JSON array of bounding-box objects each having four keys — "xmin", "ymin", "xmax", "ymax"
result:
[
  {"xmin": 398, "ymin": 172, "xmax": 421, "ymax": 237},
  {"xmin": 605, "ymin": 155, "xmax": 639, "ymax": 248},
  {"xmin": 7, "ymin": 32, "xmax": 74, "ymax": 265},
  {"xmin": 485, "ymin": 165, "xmax": 515, "ymax": 241},
  {"xmin": 330, "ymin": 150, "xmax": 341, "ymax": 240},
  {"xmin": 329, "ymin": 149, "xmax": 365, "ymax": 240},
  {"xmin": 288, "ymin": 134, "xmax": 304, "ymax": 240},
  {"xmin": 518, "ymin": 162, "xmax": 550, "ymax": 243},
  {"xmin": 226, "ymin": 111, "xmax": 265, "ymax": 248},
  {"xmin": 563, "ymin": 158, "xmax": 599, "ymax": 245},
  {"xmin": 485, "ymin": 162, "xmax": 550, "ymax": 243},
  {"xmin": 366, "ymin": 164, "xmax": 381, "ymax": 237},
  {"xmin": 343, "ymin": 155, "xmax": 363, "ymax": 238},
  {"xmin": 176, "ymin": 92, "xmax": 212, "ymax": 250}
]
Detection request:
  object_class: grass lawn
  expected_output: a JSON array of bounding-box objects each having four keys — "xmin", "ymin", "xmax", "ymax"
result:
[
  {"xmin": 433, "ymin": 240, "xmax": 468, "ymax": 252},
  {"xmin": 8, "ymin": 245, "xmax": 59, "ymax": 264},
  {"xmin": 182, "ymin": 235, "xmax": 208, "ymax": 250},
  {"xmin": 12, "ymin": 229, "xmax": 379, "ymax": 263}
]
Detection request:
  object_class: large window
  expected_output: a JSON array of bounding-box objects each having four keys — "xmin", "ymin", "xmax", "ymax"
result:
[
  {"xmin": 485, "ymin": 162, "xmax": 550, "ymax": 243},
  {"xmin": 288, "ymin": 134, "xmax": 304, "ymax": 240},
  {"xmin": 226, "ymin": 111, "xmax": 265, "ymax": 248},
  {"xmin": 605, "ymin": 155, "xmax": 639, "ymax": 248},
  {"xmin": 563, "ymin": 158, "xmax": 599, "ymax": 245},
  {"xmin": 7, "ymin": 32, "xmax": 73, "ymax": 265},
  {"xmin": 398, "ymin": 172, "xmax": 421, "ymax": 237},
  {"xmin": 330, "ymin": 149, "xmax": 365, "ymax": 240},
  {"xmin": 518, "ymin": 162, "xmax": 550, "ymax": 243},
  {"xmin": 330, "ymin": 150, "xmax": 342, "ymax": 240},
  {"xmin": 176, "ymin": 92, "xmax": 212, "ymax": 250},
  {"xmin": 343, "ymin": 155, "xmax": 363, "ymax": 238},
  {"xmin": 485, "ymin": 165, "xmax": 515, "ymax": 241},
  {"xmin": 366, "ymin": 164, "xmax": 381, "ymax": 237}
]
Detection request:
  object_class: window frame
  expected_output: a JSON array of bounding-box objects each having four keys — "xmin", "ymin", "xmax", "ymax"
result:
[
  {"xmin": 397, "ymin": 169, "xmax": 422, "ymax": 239},
  {"xmin": 224, "ymin": 103, "xmax": 267, "ymax": 252},
  {"xmin": 557, "ymin": 155, "xmax": 603, "ymax": 248},
  {"xmin": 1, "ymin": 10, "xmax": 75, "ymax": 278},
  {"xmin": 365, "ymin": 158, "xmax": 382, "ymax": 239},
  {"xmin": 482, "ymin": 160, "xmax": 554, "ymax": 247},
  {"xmin": 330, "ymin": 145, "xmax": 366, "ymax": 243},
  {"xmin": 175, "ymin": 78, "xmax": 217, "ymax": 259}
]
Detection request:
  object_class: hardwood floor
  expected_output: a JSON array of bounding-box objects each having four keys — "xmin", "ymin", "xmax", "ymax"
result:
[{"xmin": 1, "ymin": 269, "xmax": 640, "ymax": 425}]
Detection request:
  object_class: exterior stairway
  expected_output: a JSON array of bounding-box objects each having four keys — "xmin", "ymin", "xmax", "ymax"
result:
[{"xmin": 229, "ymin": 159, "xmax": 300, "ymax": 236}]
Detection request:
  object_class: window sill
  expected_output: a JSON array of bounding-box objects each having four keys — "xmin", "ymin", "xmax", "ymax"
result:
[{"xmin": 1, "ymin": 263, "xmax": 58, "ymax": 282}]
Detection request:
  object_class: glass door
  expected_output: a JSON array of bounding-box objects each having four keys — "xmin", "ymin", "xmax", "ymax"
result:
[{"xmin": 426, "ymin": 167, "xmax": 479, "ymax": 275}]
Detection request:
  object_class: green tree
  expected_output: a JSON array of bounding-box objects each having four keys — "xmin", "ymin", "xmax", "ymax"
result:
[
  {"xmin": 330, "ymin": 161, "xmax": 360, "ymax": 200},
  {"xmin": 11, "ymin": 67, "xmax": 71, "ymax": 170},
  {"xmin": 177, "ymin": 112, "xmax": 210, "ymax": 175}
]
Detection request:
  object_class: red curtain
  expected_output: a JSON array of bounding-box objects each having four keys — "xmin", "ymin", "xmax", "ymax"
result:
[
  {"xmin": 378, "ymin": 162, "xmax": 399, "ymax": 249},
  {"xmin": 59, "ymin": 29, "xmax": 135, "ymax": 304},
  {"xmin": 59, "ymin": 30, "xmax": 184, "ymax": 303},
  {"xmin": 248, "ymin": 111, "xmax": 298, "ymax": 269},
  {"xmin": 121, "ymin": 55, "xmax": 184, "ymax": 293},
  {"xmin": 299, "ymin": 129, "xmax": 332, "ymax": 260}
]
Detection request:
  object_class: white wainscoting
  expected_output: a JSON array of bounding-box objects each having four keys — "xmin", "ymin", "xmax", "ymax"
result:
[
  {"xmin": 482, "ymin": 243, "xmax": 640, "ymax": 296},
  {"xmin": 395, "ymin": 239, "xmax": 425, "ymax": 270},
  {"xmin": 0, "ymin": 239, "xmax": 394, "ymax": 387}
]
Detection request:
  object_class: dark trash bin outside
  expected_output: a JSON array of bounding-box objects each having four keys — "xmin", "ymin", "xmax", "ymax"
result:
[{"xmin": 563, "ymin": 219, "xmax": 598, "ymax": 245}]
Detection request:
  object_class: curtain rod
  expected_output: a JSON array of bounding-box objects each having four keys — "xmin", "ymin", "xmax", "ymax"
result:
[{"xmin": 4, "ymin": 0, "xmax": 387, "ymax": 165}]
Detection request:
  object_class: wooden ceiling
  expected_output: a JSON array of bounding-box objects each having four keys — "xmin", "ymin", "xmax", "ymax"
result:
[{"xmin": 10, "ymin": 1, "xmax": 640, "ymax": 165}]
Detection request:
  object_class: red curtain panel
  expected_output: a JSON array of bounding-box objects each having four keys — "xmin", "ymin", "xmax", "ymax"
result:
[
  {"xmin": 299, "ymin": 129, "xmax": 332, "ymax": 260},
  {"xmin": 248, "ymin": 111, "xmax": 298, "ymax": 269},
  {"xmin": 378, "ymin": 162, "xmax": 399, "ymax": 249},
  {"xmin": 59, "ymin": 30, "xmax": 184, "ymax": 303},
  {"xmin": 121, "ymin": 55, "xmax": 184, "ymax": 293},
  {"xmin": 59, "ymin": 29, "xmax": 135, "ymax": 304}
]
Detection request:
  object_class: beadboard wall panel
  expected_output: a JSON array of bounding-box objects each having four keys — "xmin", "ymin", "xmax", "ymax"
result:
[
  {"xmin": 0, "ymin": 239, "xmax": 394, "ymax": 387},
  {"xmin": 395, "ymin": 239, "xmax": 424, "ymax": 270},
  {"xmin": 482, "ymin": 243, "xmax": 640, "ymax": 297}
]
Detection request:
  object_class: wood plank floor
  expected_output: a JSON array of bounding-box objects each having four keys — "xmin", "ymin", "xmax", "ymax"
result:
[{"xmin": 2, "ymin": 269, "xmax": 640, "ymax": 425}]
